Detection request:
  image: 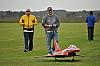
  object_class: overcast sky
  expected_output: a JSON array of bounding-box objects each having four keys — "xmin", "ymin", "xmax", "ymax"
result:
[{"xmin": 0, "ymin": 0, "xmax": 100, "ymax": 11}]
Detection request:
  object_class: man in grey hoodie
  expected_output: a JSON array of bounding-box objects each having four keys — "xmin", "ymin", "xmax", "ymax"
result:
[{"xmin": 42, "ymin": 7, "xmax": 60, "ymax": 55}]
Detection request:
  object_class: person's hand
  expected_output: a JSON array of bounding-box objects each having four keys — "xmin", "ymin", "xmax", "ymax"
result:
[
  {"xmin": 52, "ymin": 24, "xmax": 56, "ymax": 27},
  {"xmin": 48, "ymin": 24, "xmax": 52, "ymax": 27},
  {"xmin": 33, "ymin": 22, "xmax": 37, "ymax": 25},
  {"xmin": 44, "ymin": 24, "xmax": 51, "ymax": 27},
  {"xmin": 20, "ymin": 23, "xmax": 24, "ymax": 26}
]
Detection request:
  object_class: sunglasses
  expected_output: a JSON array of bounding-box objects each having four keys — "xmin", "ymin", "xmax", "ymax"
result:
[
  {"xmin": 26, "ymin": 11, "xmax": 30, "ymax": 12},
  {"xmin": 48, "ymin": 10, "xmax": 52, "ymax": 12}
]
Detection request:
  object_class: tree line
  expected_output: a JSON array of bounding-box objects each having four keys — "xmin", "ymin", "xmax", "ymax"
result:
[{"xmin": 0, "ymin": 10, "xmax": 100, "ymax": 23}]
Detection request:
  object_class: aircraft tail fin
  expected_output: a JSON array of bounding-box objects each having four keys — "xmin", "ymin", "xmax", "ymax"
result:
[{"xmin": 54, "ymin": 39, "xmax": 62, "ymax": 52}]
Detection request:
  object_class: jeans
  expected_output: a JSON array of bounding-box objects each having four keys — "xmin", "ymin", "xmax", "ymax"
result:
[
  {"xmin": 46, "ymin": 30, "xmax": 58, "ymax": 54},
  {"xmin": 88, "ymin": 26, "xmax": 94, "ymax": 41},
  {"xmin": 24, "ymin": 32, "xmax": 34, "ymax": 51}
]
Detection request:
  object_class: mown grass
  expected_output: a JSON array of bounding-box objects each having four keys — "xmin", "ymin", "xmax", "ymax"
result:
[{"xmin": 0, "ymin": 23, "xmax": 100, "ymax": 66}]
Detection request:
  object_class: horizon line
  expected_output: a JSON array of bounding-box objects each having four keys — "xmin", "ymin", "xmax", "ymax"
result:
[{"xmin": 0, "ymin": 9, "xmax": 100, "ymax": 12}]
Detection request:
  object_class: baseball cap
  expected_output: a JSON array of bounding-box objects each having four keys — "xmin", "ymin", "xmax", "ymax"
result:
[
  {"xmin": 47, "ymin": 7, "xmax": 52, "ymax": 11},
  {"xmin": 26, "ymin": 9, "xmax": 30, "ymax": 12}
]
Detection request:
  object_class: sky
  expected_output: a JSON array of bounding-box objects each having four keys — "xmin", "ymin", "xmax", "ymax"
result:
[{"xmin": 0, "ymin": 0, "xmax": 100, "ymax": 11}]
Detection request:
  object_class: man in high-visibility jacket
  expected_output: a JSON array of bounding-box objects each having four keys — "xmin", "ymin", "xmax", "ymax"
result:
[{"xmin": 19, "ymin": 9, "xmax": 38, "ymax": 52}]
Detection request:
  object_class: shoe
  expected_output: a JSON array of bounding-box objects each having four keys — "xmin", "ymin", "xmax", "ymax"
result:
[
  {"xmin": 48, "ymin": 53, "xmax": 51, "ymax": 56},
  {"xmin": 24, "ymin": 49, "xmax": 28, "ymax": 52},
  {"xmin": 48, "ymin": 52, "xmax": 53, "ymax": 56},
  {"xmin": 29, "ymin": 51, "xmax": 32, "ymax": 52},
  {"xmin": 88, "ymin": 39, "xmax": 91, "ymax": 42},
  {"xmin": 91, "ymin": 39, "xmax": 94, "ymax": 41}
]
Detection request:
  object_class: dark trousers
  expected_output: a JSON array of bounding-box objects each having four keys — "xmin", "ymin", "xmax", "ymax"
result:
[
  {"xmin": 88, "ymin": 26, "xmax": 94, "ymax": 41},
  {"xmin": 24, "ymin": 32, "xmax": 34, "ymax": 51}
]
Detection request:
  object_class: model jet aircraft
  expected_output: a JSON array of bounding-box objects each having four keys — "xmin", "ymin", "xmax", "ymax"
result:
[{"xmin": 44, "ymin": 39, "xmax": 80, "ymax": 60}]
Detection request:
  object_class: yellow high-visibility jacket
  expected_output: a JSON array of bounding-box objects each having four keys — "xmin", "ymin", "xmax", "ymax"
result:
[{"xmin": 19, "ymin": 14, "xmax": 38, "ymax": 29}]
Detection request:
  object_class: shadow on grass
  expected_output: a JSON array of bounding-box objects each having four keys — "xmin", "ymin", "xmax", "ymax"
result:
[
  {"xmin": 43, "ymin": 59, "xmax": 81, "ymax": 62},
  {"xmin": 35, "ymin": 58, "xmax": 81, "ymax": 62}
]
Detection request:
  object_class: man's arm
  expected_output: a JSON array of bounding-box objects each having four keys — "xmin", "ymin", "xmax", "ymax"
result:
[
  {"xmin": 19, "ymin": 16, "xmax": 24, "ymax": 26},
  {"xmin": 42, "ymin": 16, "xmax": 50, "ymax": 28},
  {"xmin": 56, "ymin": 15, "xmax": 60, "ymax": 27},
  {"xmin": 86, "ymin": 16, "xmax": 88, "ymax": 23},
  {"xmin": 33, "ymin": 16, "xmax": 38, "ymax": 25}
]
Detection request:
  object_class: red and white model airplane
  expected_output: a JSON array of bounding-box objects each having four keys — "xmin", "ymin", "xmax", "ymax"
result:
[{"xmin": 44, "ymin": 39, "xmax": 80, "ymax": 60}]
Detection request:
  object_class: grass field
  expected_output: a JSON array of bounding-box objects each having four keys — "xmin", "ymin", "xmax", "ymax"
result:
[{"xmin": 0, "ymin": 23, "xmax": 100, "ymax": 66}]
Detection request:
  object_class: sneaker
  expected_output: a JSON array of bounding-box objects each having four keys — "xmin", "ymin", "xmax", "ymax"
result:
[
  {"xmin": 48, "ymin": 52, "xmax": 53, "ymax": 56},
  {"xmin": 88, "ymin": 39, "xmax": 91, "ymax": 42},
  {"xmin": 29, "ymin": 51, "xmax": 32, "ymax": 52},
  {"xmin": 24, "ymin": 49, "xmax": 28, "ymax": 52},
  {"xmin": 48, "ymin": 53, "xmax": 51, "ymax": 56},
  {"xmin": 91, "ymin": 39, "xmax": 94, "ymax": 41}
]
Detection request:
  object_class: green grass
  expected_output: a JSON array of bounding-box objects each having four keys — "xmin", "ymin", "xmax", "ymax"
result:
[{"xmin": 0, "ymin": 23, "xmax": 100, "ymax": 66}]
